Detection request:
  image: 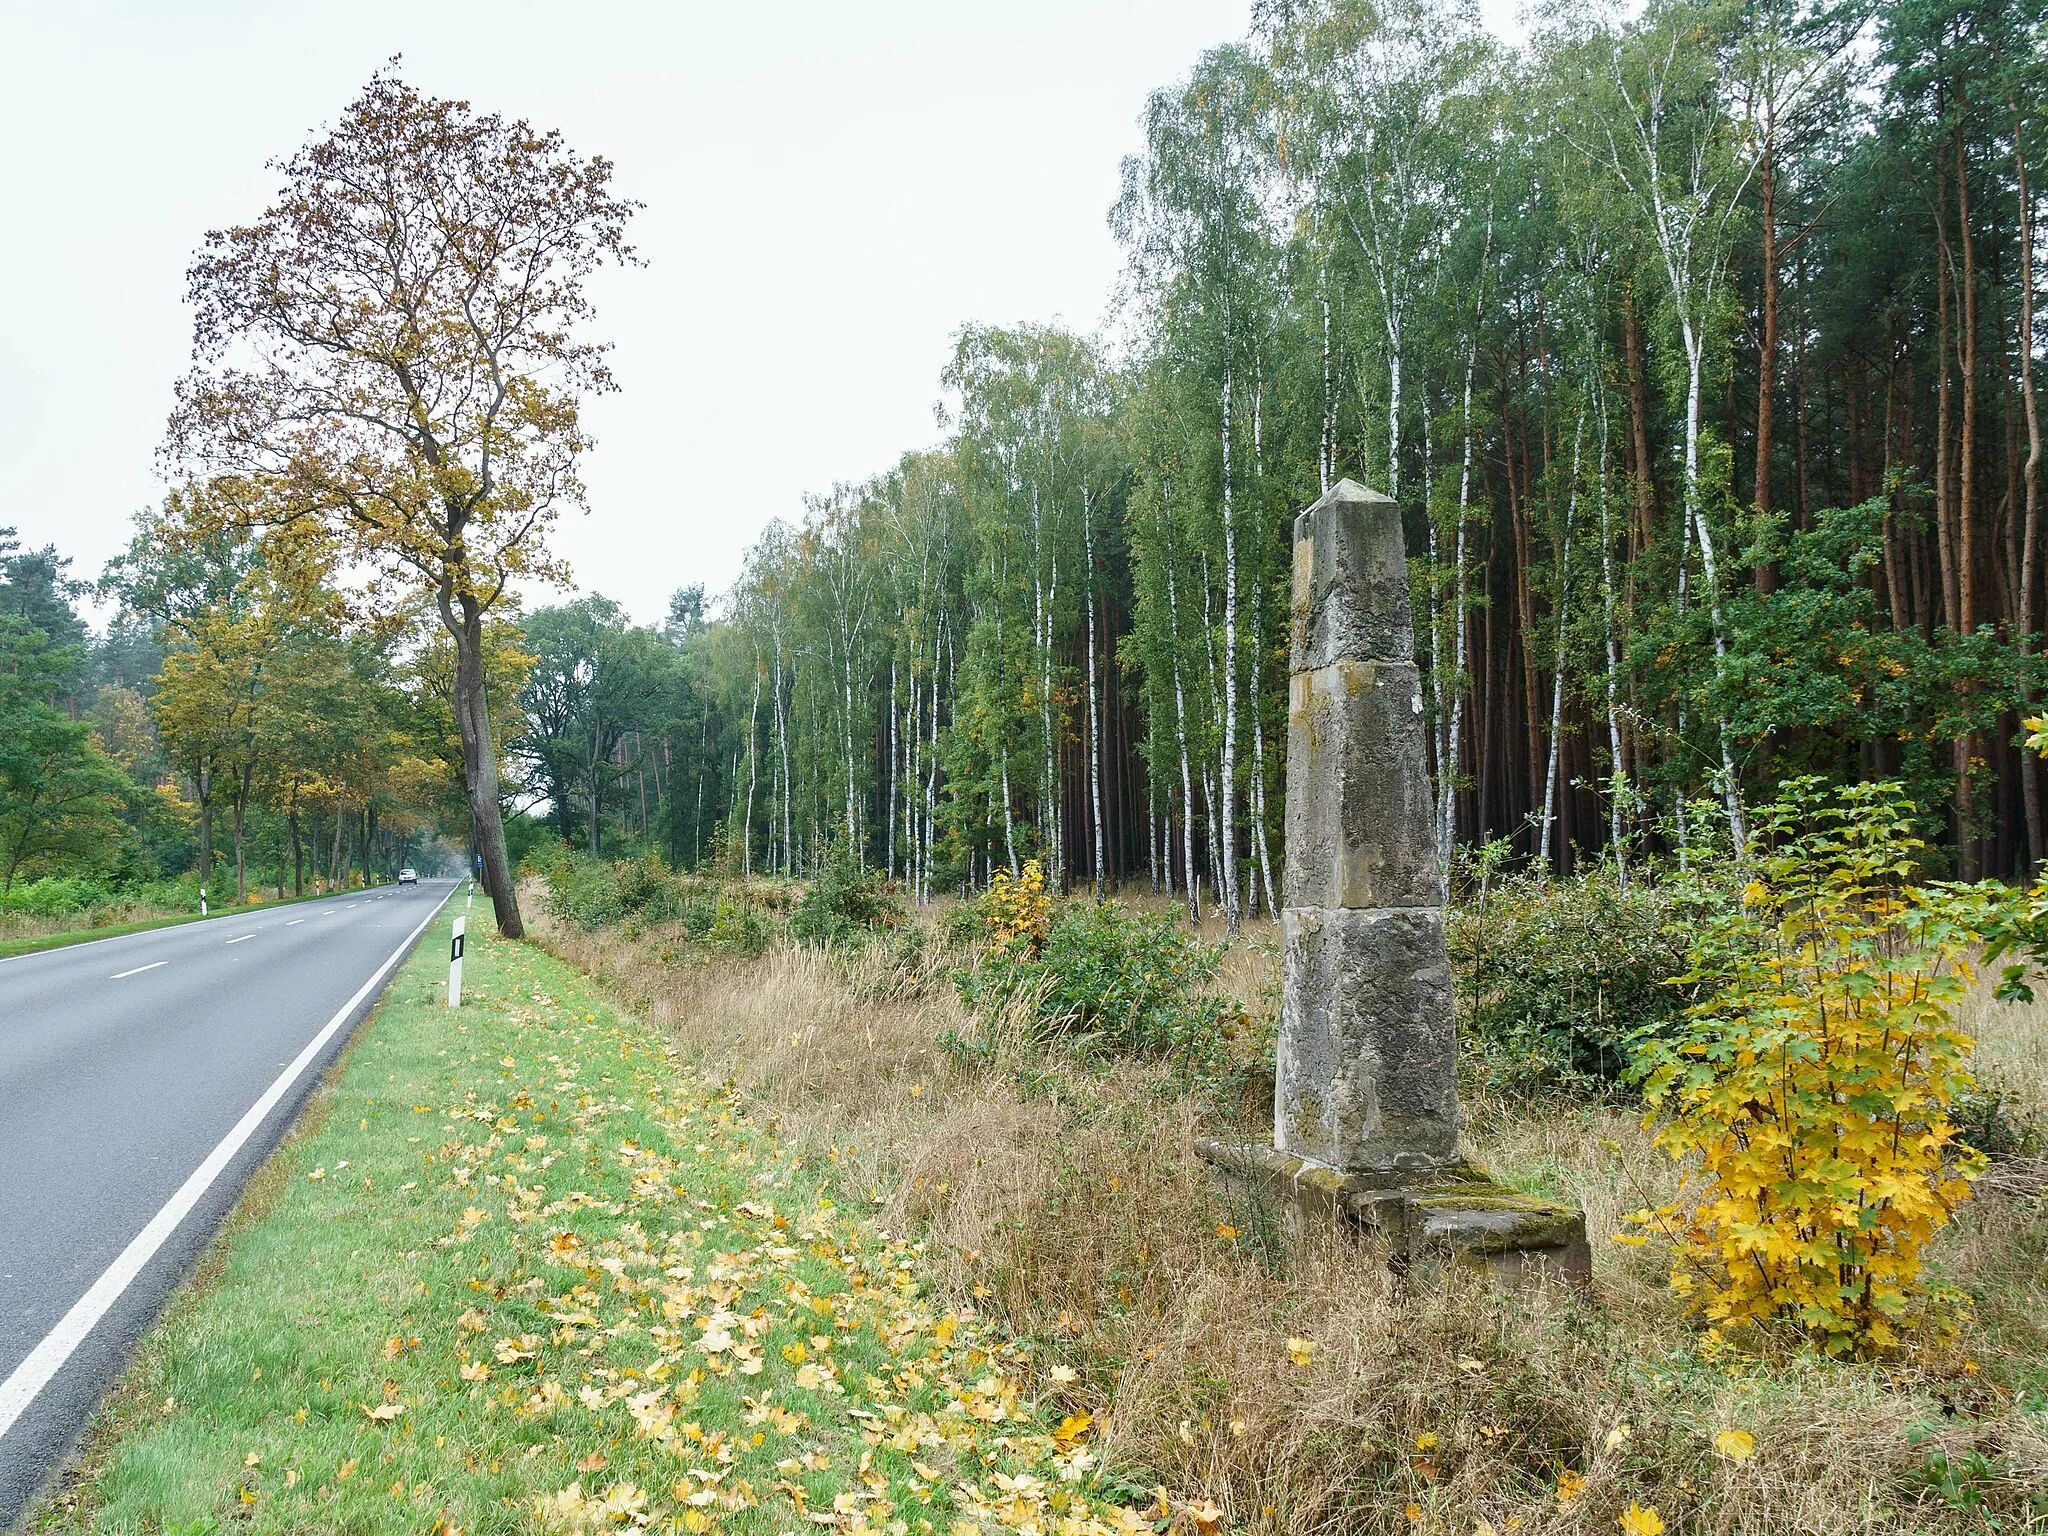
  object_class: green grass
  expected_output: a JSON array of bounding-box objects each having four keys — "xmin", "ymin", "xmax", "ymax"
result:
[
  {"xmin": 35, "ymin": 912, "xmax": 1136, "ymax": 1536},
  {"xmin": 0, "ymin": 887, "xmax": 375, "ymax": 961}
]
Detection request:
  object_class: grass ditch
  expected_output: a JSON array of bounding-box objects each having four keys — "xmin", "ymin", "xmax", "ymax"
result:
[{"xmin": 33, "ymin": 909, "xmax": 1139, "ymax": 1536}]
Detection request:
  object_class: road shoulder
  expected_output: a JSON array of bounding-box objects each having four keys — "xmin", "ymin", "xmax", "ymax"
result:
[{"xmin": 27, "ymin": 911, "xmax": 1131, "ymax": 1536}]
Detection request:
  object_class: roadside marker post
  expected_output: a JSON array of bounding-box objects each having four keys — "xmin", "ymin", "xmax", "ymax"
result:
[
  {"xmin": 449, "ymin": 915, "xmax": 466, "ymax": 1008},
  {"xmin": 199, "ymin": 886, "xmax": 208, "ymax": 918}
]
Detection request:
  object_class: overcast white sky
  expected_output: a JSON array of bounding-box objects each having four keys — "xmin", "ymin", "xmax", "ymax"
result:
[{"xmin": 1, "ymin": 0, "xmax": 1519, "ymax": 628}]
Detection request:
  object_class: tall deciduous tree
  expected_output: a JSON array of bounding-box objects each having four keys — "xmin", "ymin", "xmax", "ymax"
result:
[{"xmin": 162, "ymin": 68, "xmax": 639, "ymax": 935}]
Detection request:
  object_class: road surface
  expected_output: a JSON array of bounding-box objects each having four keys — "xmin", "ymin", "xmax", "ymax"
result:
[{"xmin": 0, "ymin": 878, "xmax": 457, "ymax": 1528}]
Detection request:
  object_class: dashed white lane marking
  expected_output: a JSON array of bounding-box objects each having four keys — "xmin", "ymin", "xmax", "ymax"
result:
[
  {"xmin": 224, "ymin": 935, "xmax": 253, "ymax": 945},
  {"xmin": 0, "ymin": 886, "xmax": 456, "ymax": 1444},
  {"xmin": 110, "ymin": 962, "xmax": 167, "ymax": 980},
  {"xmin": 285, "ymin": 920, "xmax": 305, "ymax": 927}
]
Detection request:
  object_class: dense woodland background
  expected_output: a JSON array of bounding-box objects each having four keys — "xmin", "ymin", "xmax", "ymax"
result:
[
  {"xmin": 635, "ymin": 0, "xmax": 2048, "ymax": 919},
  {"xmin": 9, "ymin": 0, "xmax": 2047, "ymax": 921}
]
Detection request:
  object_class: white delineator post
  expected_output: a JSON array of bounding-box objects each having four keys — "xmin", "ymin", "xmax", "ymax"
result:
[
  {"xmin": 449, "ymin": 915, "xmax": 466, "ymax": 1008},
  {"xmin": 200, "ymin": 886, "xmax": 208, "ymax": 918}
]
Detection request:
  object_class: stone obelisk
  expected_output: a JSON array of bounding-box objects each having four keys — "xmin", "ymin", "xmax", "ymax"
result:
[
  {"xmin": 1278, "ymin": 479, "xmax": 1459, "ymax": 1173},
  {"xmin": 1199, "ymin": 479, "xmax": 1589, "ymax": 1285}
]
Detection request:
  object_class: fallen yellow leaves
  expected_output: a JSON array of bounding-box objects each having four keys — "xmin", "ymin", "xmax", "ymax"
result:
[
  {"xmin": 1285, "ymin": 1336, "xmax": 1314, "ymax": 1366},
  {"xmin": 375, "ymin": 948, "xmax": 1158, "ymax": 1536},
  {"xmin": 533, "ymin": 1478, "xmax": 649, "ymax": 1531},
  {"xmin": 1713, "ymin": 1428, "xmax": 1755, "ymax": 1463},
  {"xmin": 1052, "ymin": 1412, "xmax": 1093, "ymax": 1450}
]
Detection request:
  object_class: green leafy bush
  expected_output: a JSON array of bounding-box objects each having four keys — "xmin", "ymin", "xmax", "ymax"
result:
[
  {"xmin": 788, "ymin": 850, "xmax": 903, "ymax": 948},
  {"xmin": 959, "ymin": 898, "xmax": 1235, "ymax": 1063},
  {"xmin": 527, "ymin": 847, "xmax": 777, "ymax": 956},
  {"xmin": 0, "ymin": 875, "xmax": 198, "ymax": 918},
  {"xmin": 704, "ymin": 895, "xmax": 772, "ymax": 956},
  {"xmin": 1448, "ymin": 865, "xmax": 1713, "ymax": 1091}
]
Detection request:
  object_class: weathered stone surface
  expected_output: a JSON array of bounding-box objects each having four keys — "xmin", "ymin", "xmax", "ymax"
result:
[
  {"xmin": 1193, "ymin": 1138, "xmax": 1592, "ymax": 1287},
  {"xmin": 1284, "ymin": 659, "xmax": 1441, "ymax": 910},
  {"xmin": 1403, "ymin": 1198, "xmax": 1593, "ymax": 1287},
  {"xmin": 1276, "ymin": 906, "xmax": 1458, "ymax": 1172},
  {"xmin": 1220, "ymin": 473, "xmax": 1587, "ymax": 1288},
  {"xmin": 1289, "ymin": 480, "xmax": 1412, "ymax": 673}
]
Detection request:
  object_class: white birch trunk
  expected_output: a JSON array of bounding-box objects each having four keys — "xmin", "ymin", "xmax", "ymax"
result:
[
  {"xmin": 1084, "ymin": 486, "xmax": 1105, "ymax": 898},
  {"xmin": 1595, "ymin": 374, "xmax": 1630, "ymax": 888},
  {"xmin": 1538, "ymin": 403, "xmax": 1586, "ymax": 868},
  {"xmin": 1166, "ymin": 555, "xmax": 1201, "ymax": 926},
  {"xmin": 1219, "ymin": 353, "xmax": 1242, "ymax": 935},
  {"xmin": 743, "ymin": 661, "xmax": 761, "ymax": 876}
]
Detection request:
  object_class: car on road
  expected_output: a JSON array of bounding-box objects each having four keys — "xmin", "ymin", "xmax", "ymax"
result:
[{"xmin": 398, "ymin": 867, "xmax": 418, "ymax": 885}]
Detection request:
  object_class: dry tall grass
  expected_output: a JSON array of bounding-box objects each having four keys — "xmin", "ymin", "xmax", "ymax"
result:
[
  {"xmin": 528, "ymin": 888, "xmax": 2048, "ymax": 1534},
  {"xmin": 0, "ymin": 899, "xmax": 181, "ymax": 945}
]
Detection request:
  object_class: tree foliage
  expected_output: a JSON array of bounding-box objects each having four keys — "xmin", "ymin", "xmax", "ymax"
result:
[
  {"xmin": 1626, "ymin": 779, "xmax": 1993, "ymax": 1355},
  {"xmin": 161, "ymin": 67, "xmax": 639, "ymax": 934}
]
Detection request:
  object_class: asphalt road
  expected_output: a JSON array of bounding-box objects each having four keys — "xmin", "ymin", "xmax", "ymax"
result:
[{"xmin": 0, "ymin": 878, "xmax": 458, "ymax": 1528}]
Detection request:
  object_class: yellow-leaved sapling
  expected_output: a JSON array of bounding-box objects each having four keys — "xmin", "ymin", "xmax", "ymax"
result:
[
  {"xmin": 982, "ymin": 858, "xmax": 1052, "ymax": 956},
  {"xmin": 1623, "ymin": 778, "xmax": 1991, "ymax": 1357}
]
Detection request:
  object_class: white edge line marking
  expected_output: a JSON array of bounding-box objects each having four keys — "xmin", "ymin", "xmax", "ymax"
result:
[
  {"xmin": 110, "ymin": 961, "xmax": 168, "ymax": 979},
  {"xmin": 0, "ymin": 883, "xmax": 455, "ymax": 1443}
]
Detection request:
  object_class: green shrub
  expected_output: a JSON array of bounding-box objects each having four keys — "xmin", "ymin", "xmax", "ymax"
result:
[
  {"xmin": 2, "ymin": 876, "xmax": 98, "ymax": 916},
  {"xmin": 942, "ymin": 895, "xmax": 991, "ymax": 951},
  {"xmin": 0, "ymin": 874, "xmax": 199, "ymax": 918},
  {"xmin": 706, "ymin": 895, "xmax": 771, "ymax": 956},
  {"xmin": 959, "ymin": 898, "xmax": 1235, "ymax": 1064},
  {"xmin": 528, "ymin": 847, "xmax": 778, "ymax": 957},
  {"xmin": 1949, "ymin": 1073, "xmax": 2044, "ymax": 1162},
  {"xmin": 788, "ymin": 851, "xmax": 903, "ymax": 948},
  {"xmin": 1448, "ymin": 865, "xmax": 1716, "ymax": 1091}
]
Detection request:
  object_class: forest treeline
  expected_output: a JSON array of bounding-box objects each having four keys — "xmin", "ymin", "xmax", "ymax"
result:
[
  {"xmin": 564, "ymin": 0, "xmax": 2048, "ymax": 924},
  {"xmin": 0, "ymin": 517, "xmax": 464, "ymax": 907},
  {"xmin": 20, "ymin": 0, "xmax": 2048, "ymax": 927}
]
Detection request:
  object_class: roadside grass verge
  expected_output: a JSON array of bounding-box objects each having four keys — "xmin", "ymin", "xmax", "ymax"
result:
[
  {"xmin": 0, "ymin": 886, "xmax": 381, "ymax": 961},
  {"xmin": 34, "ymin": 913, "xmax": 1138, "ymax": 1536}
]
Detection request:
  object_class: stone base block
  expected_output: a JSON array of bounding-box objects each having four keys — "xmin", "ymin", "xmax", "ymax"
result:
[{"xmin": 1195, "ymin": 1138, "xmax": 1592, "ymax": 1288}]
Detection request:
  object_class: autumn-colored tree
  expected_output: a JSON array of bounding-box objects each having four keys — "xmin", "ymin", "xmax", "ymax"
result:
[
  {"xmin": 1627, "ymin": 780, "xmax": 1991, "ymax": 1355},
  {"xmin": 162, "ymin": 68, "xmax": 639, "ymax": 936}
]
